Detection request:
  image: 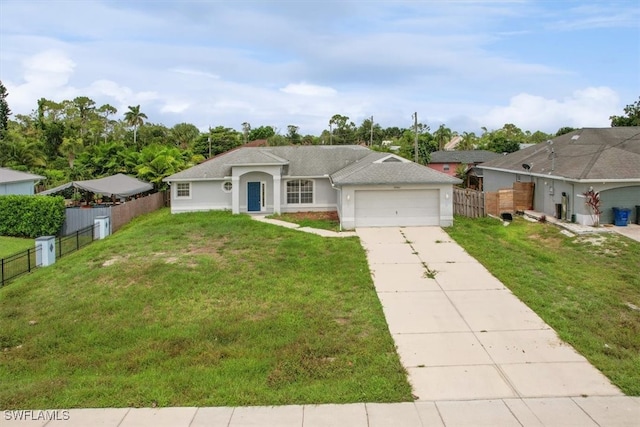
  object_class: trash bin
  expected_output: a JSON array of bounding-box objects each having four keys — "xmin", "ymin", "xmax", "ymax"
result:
[{"xmin": 612, "ymin": 207, "xmax": 632, "ymax": 226}]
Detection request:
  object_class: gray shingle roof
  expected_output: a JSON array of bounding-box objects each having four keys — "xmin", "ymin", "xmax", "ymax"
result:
[
  {"xmin": 479, "ymin": 127, "xmax": 640, "ymax": 181},
  {"xmin": 164, "ymin": 145, "xmax": 461, "ymax": 185},
  {"xmin": 331, "ymin": 153, "xmax": 461, "ymax": 185},
  {"xmin": 164, "ymin": 145, "xmax": 372, "ymax": 181},
  {"xmin": 430, "ymin": 150, "xmax": 501, "ymax": 164},
  {"xmin": 0, "ymin": 167, "xmax": 44, "ymax": 184}
]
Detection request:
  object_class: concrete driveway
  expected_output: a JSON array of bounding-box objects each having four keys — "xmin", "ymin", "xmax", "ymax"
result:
[{"xmin": 357, "ymin": 226, "xmax": 622, "ymax": 402}]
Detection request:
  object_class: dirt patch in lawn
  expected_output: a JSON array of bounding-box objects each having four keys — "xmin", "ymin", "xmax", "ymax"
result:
[{"xmin": 282, "ymin": 211, "xmax": 339, "ymax": 222}]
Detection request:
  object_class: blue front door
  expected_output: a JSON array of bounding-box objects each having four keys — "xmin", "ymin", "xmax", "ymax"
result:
[{"xmin": 247, "ymin": 182, "xmax": 261, "ymax": 212}]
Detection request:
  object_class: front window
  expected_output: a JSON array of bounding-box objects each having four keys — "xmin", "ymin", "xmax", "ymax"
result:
[
  {"xmin": 222, "ymin": 181, "xmax": 232, "ymax": 193},
  {"xmin": 176, "ymin": 182, "xmax": 191, "ymax": 198},
  {"xmin": 287, "ymin": 179, "xmax": 313, "ymax": 204}
]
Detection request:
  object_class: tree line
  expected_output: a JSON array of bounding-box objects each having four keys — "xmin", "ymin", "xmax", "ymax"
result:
[{"xmin": 0, "ymin": 81, "xmax": 637, "ymax": 190}]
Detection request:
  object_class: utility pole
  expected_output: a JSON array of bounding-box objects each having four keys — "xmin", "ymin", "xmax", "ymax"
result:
[
  {"xmin": 208, "ymin": 136, "xmax": 211, "ymax": 158},
  {"xmin": 413, "ymin": 112, "xmax": 418, "ymax": 163},
  {"xmin": 329, "ymin": 121, "xmax": 333, "ymax": 145},
  {"xmin": 369, "ymin": 115, "xmax": 374, "ymax": 146}
]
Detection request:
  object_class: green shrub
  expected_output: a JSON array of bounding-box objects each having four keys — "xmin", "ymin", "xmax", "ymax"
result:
[{"xmin": 0, "ymin": 195, "xmax": 65, "ymax": 237}]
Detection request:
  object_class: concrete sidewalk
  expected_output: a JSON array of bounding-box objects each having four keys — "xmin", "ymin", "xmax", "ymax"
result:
[{"xmin": 3, "ymin": 398, "xmax": 638, "ymax": 426}]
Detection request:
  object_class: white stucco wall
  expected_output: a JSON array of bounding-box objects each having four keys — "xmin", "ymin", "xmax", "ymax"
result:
[{"xmin": 169, "ymin": 180, "xmax": 232, "ymax": 213}]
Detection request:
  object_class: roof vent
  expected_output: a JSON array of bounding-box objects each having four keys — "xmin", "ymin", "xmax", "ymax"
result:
[{"xmin": 571, "ymin": 135, "xmax": 580, "ymax": 140}]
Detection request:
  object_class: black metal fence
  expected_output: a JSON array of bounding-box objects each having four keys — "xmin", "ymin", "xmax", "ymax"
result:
[
  {"xmin": 56, "ymin": 224, "xmax": 96, "ymax": 259},
  {"xmin": 0, "ymin": 246, "xmax": 42, "ymax": 287},
  {"xmin": 0, "ymin": 224, "xmax": 97, "ymax": 287}
]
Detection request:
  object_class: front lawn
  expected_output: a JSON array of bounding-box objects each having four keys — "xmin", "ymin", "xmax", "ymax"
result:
[
  {"xmin": 446, "ymin": 216, "xmax": 640, "ymax": 395},
  {"xmin": 0, "ymin": 236, "xmax": 33, "ymax": 259},
  {"xmin": 0, "ymin": 209, "xmax": 411, "ymax": 409},
  {"xmin": 267, "ymin": 211, "xmax": 341, "ymax": 232}
]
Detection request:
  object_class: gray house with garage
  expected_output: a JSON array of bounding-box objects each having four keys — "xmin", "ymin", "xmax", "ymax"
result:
[
  {"xmin": 479, "ymin": 127, "xmax": 640, "ymax": 226},
  {"xmin": 163, "ymin": 145, "xmax": 461, "ymax": 229}
]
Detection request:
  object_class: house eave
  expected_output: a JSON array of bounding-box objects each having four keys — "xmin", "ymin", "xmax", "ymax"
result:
[
  {"xmin": 479, "ymin": 165, "xmax": 639, "ymax": 183},
  {"xmin": 332, "ymin": 180, "xmax": 460, "ymax": 187},
  {"xmin": 1, "ymin": 178, "xmax": 43, "ymax": 185},
  {"xmin": 226, "ymin": 162, "xmax": 288, "ymax": 167}
]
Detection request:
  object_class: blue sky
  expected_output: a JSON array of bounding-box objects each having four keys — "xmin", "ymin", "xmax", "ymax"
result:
[{"xmin": 1, "ymin": 0, "xmax": 638, "ymax": 136}]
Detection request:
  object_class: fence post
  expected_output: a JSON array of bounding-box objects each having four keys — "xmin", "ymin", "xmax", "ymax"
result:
[
  {"xmin": 94, "ymin": 216, "xmax": 111, "ymax": 240},
  {"xmin": 1, "ymin": 258, "xmax": 4, "ymax": 286},
  {"xmin": 35, "ymin": 236, "xmax": 57, "ymax": 267}
]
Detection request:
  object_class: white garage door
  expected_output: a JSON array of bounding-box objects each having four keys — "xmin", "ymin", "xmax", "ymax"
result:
[{"xmin": 355, "ymin": 189, "xmax": 440, "ymax": 227}]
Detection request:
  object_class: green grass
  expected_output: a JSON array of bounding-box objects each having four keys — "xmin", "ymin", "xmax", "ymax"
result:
[
  {"xmin": 0, "ymin": 236, "xmax": 34, "ymax": 259},
  {"xmin": 446, "ymin": 215, "xmax": 640, "ymax": 395},
  {"xmin": 0, "ymin": 209, "xmax": 411, "ymax": 409},
  {"xmin": 267, "ymin": 213, "xmax": 341, "ymax": 232}
]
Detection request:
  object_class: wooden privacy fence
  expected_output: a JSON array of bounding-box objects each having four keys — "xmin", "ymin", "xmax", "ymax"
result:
[
  {"xmin": 453, "ymin": 188, "xmax": 485, "ymax": 218},
  {"xmin": 485, "ymin": 182, "xmax": 534, "ymax": 217},
  {"xmin": 61, "ymin": 190, "xmax": 168, "ymax": 235},
  {"xmin": 111, "ymin": 191, "xmax": 166, "ymax": 232}
]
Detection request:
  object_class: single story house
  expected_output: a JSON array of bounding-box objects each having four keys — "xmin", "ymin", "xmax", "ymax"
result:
[
  {"xmin": 428, "ymin": 150, "xmax": 502, "ymax": 177},
  {"xmin": 479, "ymin": 127, "xmax": 640, "ymax": 225},
  {"xmin": 428, "ymin": 150, "xmax": 501, "ymax": 190},
  {"xmin": 0, "ymin": 167, "xmax": 44, "ymax": 195},
  {"xmin": 163, "ymin": 145, "xmax": 461, "ymax": 229}
]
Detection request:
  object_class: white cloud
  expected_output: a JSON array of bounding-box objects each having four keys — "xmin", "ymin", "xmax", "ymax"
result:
[
  {"xmin": 280, "ymin": 83, "xmax": 337, "ymax": 97},
  {"xmin": 480, "ymin": 87, "xmax": 620, "ymax": 132},
  {"xmin": 170, "ymin": 68, "xmax": 220, "ymax": 80},
  {"xmin": 160, "ymin": 101, "xmax": 190, "ymax": 114}
]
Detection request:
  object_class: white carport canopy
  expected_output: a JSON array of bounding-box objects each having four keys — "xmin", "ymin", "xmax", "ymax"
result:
[{"xmin": 39, "ymin": 174, "xmax": 153, "ymax": 198}]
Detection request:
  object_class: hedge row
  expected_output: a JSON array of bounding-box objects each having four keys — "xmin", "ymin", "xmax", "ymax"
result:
[{"xmin": 0, "ymin": 195, "xmax": 66, "ymax": 238}]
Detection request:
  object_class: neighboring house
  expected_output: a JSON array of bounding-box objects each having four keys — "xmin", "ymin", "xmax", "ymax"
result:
[
  {"xmin": 163, "ymin": 145, "xmax": 461, "ymax": 229},
  {"xmin": 0, "ymin": 167, "xmax": 44, "ymax": 195},
  {"xmin": 443, "ymin": 135, "xmax": 464, "ymax": 150},
  {"xmin": 428, "ymin": 150, "xmax": 501, "ymax": 190},
  {"xmin": 479, "ymin": 127, "xmax": 640, "ymax": 226}
]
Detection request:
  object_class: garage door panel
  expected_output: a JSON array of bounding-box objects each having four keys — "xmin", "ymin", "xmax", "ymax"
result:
[{"xmin": 355, "ymin": 189, "xmax": 440, "ymax": 227}]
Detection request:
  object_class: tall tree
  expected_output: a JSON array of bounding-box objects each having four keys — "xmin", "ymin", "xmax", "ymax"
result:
[
  {"xmin": 286, "ymin": 125, "xmax": 301, "ymax": 144},
  {"xmin": 328, "ymin": 114, "xmax": 356, "ymax": 145},
  {"xmin": 356, "ymin": 117, "xmax": 383, "ymax": 146},
  {"xmin": 248, "ymin": 125, "xmax": 275, "ymax": 141},
  {"xmin": 458, "ymin": 132, "xmax": 478, "ymax": 150},
  {"xmin": 59, "ymin": 136, "xmax": 84, "ymax": 169},
  {"xmin": 0, "ymin": 80, "xmax": 11, "ymax": 138},
  {"xmin": 610, "ymin": 97, "xmax": 640, "ymax": 126},
  {"xmin": 241, "ymin": 122, "xmax": 251, "ymax": 143},
  {"xmin": 433, "ymin": 124, "xmax": 452, "ymax": 150},
  {"xmin": 556, "ymin": 126, "xmax": 576, "ymax": 136},
  {"xmin": 123, "ymin": 105, "xmax": 148, "ymax": 148},
  {"xmin": 97, "ymin": 104, "xmax": 117, "ymax": 143},
  {"xmin": 1, "ymin": 127, "xmax": 46, "ymax": 169},
  {"xmin": 170, "ymin": 123, "xmax": 200, "ymax": 149}
]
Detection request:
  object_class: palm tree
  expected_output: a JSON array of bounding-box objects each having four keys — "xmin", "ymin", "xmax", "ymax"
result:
[
  {"xmin": 433, "ymin": 124, "xmax": 452, "ymax": 151},
  {"xmin": 59, "ymin": 136, "xmax": 84, "ymax": 169},
  {"xmin": 458, "ymin": 132, "xmax": 478, "ymax": 150},
  {"xmin": 123, "ymin": 105, "xmax": 148, "ymax": 148}
]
